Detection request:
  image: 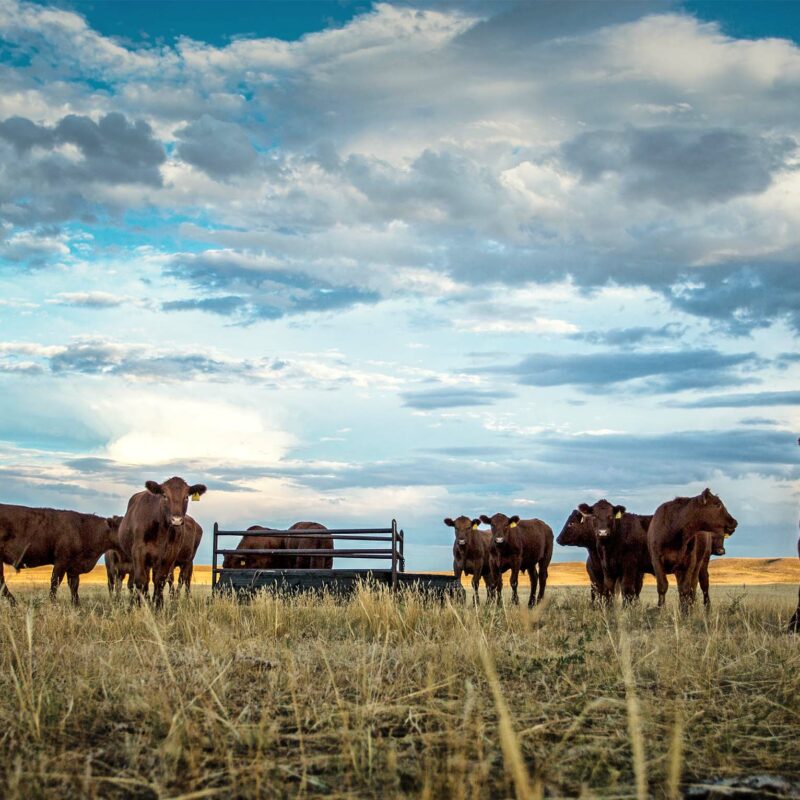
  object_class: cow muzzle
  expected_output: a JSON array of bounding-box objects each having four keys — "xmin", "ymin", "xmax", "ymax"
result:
[
  {"xmin": 458, "ymin": 538, "xmax": 466, "ymax": 545},
  {"xmin": 713, "ymin": 545, "xmax": 726, "ymax": 556},
  {"xmin": 598, "ymin": 528, "xmax": 609, "ymax": 538},
  {"xmin": 495, "ymin": 537, "xmax": 504, "ymax": 544},
  {"xmin": 171, "ymin": 516, "xmax": 184, "ymax": 526}
]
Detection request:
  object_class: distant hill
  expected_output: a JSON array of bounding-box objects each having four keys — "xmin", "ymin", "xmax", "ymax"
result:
[{"xmin": 6, "ymin": 558, "xmax": 800, "ymax": 587}]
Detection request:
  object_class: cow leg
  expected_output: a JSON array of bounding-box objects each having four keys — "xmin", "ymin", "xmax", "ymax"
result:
[
  {"xmin": 509, "ymin": 563, "xmax": 520, "ymax": 605},
  {"xmin": 106, "ymin": 562, "xmax": 116, "ymax": 597},
  {"xmin": 634, "ymin": 571, "xmax": 644, "ymax": 599},
  {"xmin": 131, "ymin": 553, "xmax": 149, "ymax": 605},
  {"xmin": 788, "ymin": 586, "xmax": 800, "ymax": 633},
  {"xmin": 651, "ymin": 555, "xmax": 669, "ymax": 608},
  {"xmin": 67, "ymin": 572, "xmax": 80, "ymax": 606},
  {"xmin": 489, "ymin": 562, "xmax": 503, "ymax": 605},
  {"xmin": 151, "ymin": 563, "xmax": 170, "ymax": 609},
  {"xmin": 471, "ymin": 572, "xmax": 481, "ymax": 606},
  {"xmin": 621, "ymin": 565, "xmax": 638, "ymax": 606},
  {"xmin": 675, "ymin": 567, "xmax": 694, "ymax": 614},
  {"xmin": 528, "ymin": 565, "xmax": 538, "ymax": 608},
  {"xmin": 167, "ymin": 568, "xmax": 176, "ymax": 598},
  {"xmin": 537, "ymin": 560, "xmax": 548, "ymax": 605},
  {"xmin": 0, "ymin": 561, "xmax": 15, "ymax": 606},
  {"xmin": 699, "ymin": 561, "xmax": 711, "ymax": 607},
  {"xmin": 50, "ymin": 564, "xmax": 66, "ymax": 602},
  {"xmin": 180, "ymin": 563, "xmax": 193, "ymax": 596}
]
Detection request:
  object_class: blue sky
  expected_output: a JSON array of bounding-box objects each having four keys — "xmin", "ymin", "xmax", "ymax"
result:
[{"xmin": 0, "ymin": 0, "xmax": 798, "ymax": 569}]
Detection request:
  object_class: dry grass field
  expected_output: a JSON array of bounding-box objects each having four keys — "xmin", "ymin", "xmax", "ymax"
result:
[{"xmin": 1, "ymin": 577, "xmax": 799, "ymax": 799}]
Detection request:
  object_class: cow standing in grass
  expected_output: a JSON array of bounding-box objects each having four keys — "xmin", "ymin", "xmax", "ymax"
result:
[
  {"xmin": 480, "ymin": 513, "xmax": 553, "ymax": 607},
  {"xmin": 0, "ymin": 504, "xmax": 122, "ymax": 605},
  {"xmin": 556, "ymin": 509, "xmax": 607, "ymax": 603},
  {"xmin": 105, "ymin": 547, "xmax": 133, "ymax": 596},
  {"xmin": 648, "ymin": 488, "xmax": 737, "ymax": 612},
  {"xmin": 117, "ymin": 477, "xmax": 207, "ymax": 607},
  {"xmin": 445, "ymin": 516, "xmax": 496, "ymax": 604}
]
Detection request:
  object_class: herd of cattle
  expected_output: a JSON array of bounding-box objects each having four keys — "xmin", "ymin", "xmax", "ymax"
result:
[
  {"xmin": 0, "ymin": 476, "xmax": 798, "ymax": 628},
  {"xmin": 448, "ymin": 488, "xmax": 737, "ymax": 612}
]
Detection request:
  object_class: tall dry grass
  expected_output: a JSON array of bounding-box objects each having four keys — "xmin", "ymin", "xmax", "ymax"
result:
[{"xmin": 0, "ymin": 585, "xmax": 798, "ymax": 798}]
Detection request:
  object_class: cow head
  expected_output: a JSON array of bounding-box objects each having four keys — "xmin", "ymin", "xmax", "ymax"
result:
[
  {"xmin": 581, "ymin": 499, "xmax": 625, "ymax": 541},
  {"xmin": 144, "ymin": 476, "xmax": 207, "ymax": 527},
  {"xmin": 444, "ymin": 516, "xmax": 481, "ymax": 548},
  {"xmin": 698, "ymin": 488, "xmax": 737, "ymax": 541},
  {"xmin": 479, "ymin": 513, "xmax": 519, "ymax": 548},
  {"xmin": 709, "ymin": 530, "xmax": 726, "ymax": 556},
  {"xmin": 556, "ymin": 509, "xmax": 595, "ymax": 547}
]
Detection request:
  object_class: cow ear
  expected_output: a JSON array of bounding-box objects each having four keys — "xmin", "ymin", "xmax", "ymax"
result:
[
  {"xmin": 106, "ymin": 516, "xmax": 120, "ymax": 529},
  {"xmin": 471, "ymin": 518, "xmax": 481, "ymax": 528},
  {"xmin": 702, "ymin": 487, "xmax": 712, "ymax": 504},
  {"xmin": 479, "ymin": 514, "xmax": 491, "ymax": 524},
  {"xmin": 145, "ymin": 481, "xmax": 163, "ymax": 495},
  {"xmin": 613, "ymin": 505, "xmax": 626, "ymax": 516},
  {"xmin": 509, "ymin": 515, "xmax": 520, "ymax": 524},
  {"xmin": 578, "ymin": 503, "xmax": 592, "ymax": 514},
  {"xmin": 188, "ymin": 484, "xmax": 207, "ymax": 497},
  {"xmin": 444, "ymin": 518, "xmax": 455, "ymax": 527}
]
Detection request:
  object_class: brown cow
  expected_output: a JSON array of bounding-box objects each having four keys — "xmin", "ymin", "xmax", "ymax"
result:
[
  {"xmin": 556, "ymin": 509, "xmax": 607, "ymax": 602},
  {"xmin": 0, "ymin": 504, "xmax": 122, "ymax": 606},
  {"xmin": 444, "ymin": 516, "xmax": 496, "ymax": 604},
  {"xmin": 223, "ymin": 521, "xmax": 333, "ymax": 570},
  {"xmin": 648, "ymin": 488, "xmax": 737, "ymax": 611},
  {"xmin": 480, "ymin": 513, "xmax": 554, "ymax": 607},
  {"xmin": 167, "ymin": 515, "xmax": 203, "ymax": 596},
  {"xmin": 117, "ymin": 476, "xmax": 207, "ymax": 607},
  {"xmin": 105, "ymin": 547, "xmax": 133, "ymax": 596}
]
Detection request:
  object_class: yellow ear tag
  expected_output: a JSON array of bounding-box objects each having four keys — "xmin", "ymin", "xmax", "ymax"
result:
[
  {"xmin": 510, "ymin": 522, "xmax": 517, "ymax": 528},
  {"xmin": 472, "ymin": 523, "xmax": 478, "ymax": 529},
  {"xmin": 191, "ymin": 492, "xmax": 201, "ymax": 502},
  {"xmin": 615, "ymin": 511, "xmax": 623, "ymax": 519},
  {"xmin": 724, "ymin": 533, "xmax": 731, "ymax": 538}
]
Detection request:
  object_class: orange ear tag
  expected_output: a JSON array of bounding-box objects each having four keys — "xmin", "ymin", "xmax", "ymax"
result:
[{"xmin": 191, "ymin": 493, "xmax": 201, "ymax": 502}]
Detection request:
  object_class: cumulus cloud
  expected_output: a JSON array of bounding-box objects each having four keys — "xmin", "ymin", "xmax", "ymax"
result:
[{"xmin": 174, "ymin": 115, "xmax": 258, "ymax": 180}]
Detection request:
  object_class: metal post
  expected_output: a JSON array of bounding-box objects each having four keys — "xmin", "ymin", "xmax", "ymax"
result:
[
  {"xmin": 391, "ymin": 518, "xmax": 398, "ymax": 590},
  {"xmin": 212, "ymin": 522, "xmax": 219, "ymax": 592},
  {"xmin": 399, "ymin": 529, "xmax": 405, "ymax": 573}
]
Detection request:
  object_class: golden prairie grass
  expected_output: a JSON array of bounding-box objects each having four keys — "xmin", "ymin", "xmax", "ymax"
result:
[
  {"xmin": 7, "ymin": 557, "xmax": 800, "ymax": 588},
  {"xmin": 0, "ymin": 584, "xmax": 798, "ymax": 799}
]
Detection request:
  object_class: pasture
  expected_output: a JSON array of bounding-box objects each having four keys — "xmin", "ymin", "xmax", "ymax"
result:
[{"xmin": 1, "ymin": 583, "xmax": 799, "ymax": 799}]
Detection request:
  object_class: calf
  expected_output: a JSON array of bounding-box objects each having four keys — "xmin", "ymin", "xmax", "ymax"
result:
[
  {"xmin": 105, "ymin": 548, "xmax": 133, "ymax": 596},
  {"xmin": 0, "ymin": 504, "xmax": 122, "ymax": 605},
  {"xmin": 167, "ymin": 515, "xmax": 203, "ymax": 596},
  {"xmin": 578, "ymin": 500, "xmax": 652, "ymax": 604},
  {"xmin": 556, "ymin": 509, "xmax": 607, "ymax": 602},
  {"xmin": 648, "ymin": 488, "xmax": 737, "ymax": 611},
  {"xmin": 480, "ymin": 513, "xmax": 553, "ymax": 607},
  {"xmin": 444, "ymin": 516, "xmax": 496, "ymax": 604},
  {"xmin": 117, "ymin": 476, "xmax": 207, "ymax": 607}
]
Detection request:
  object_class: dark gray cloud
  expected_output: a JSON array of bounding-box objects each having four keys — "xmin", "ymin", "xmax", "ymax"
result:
[
  {"xmin": 174, "ymin": 115, "xmax": 258, "ymax": 180},
  {"xmin": 165, "ymin": 253, "xmax": 381, "ymax": 320},
  {"xmin": 401, "ymin": 386, "xmax": 515, "ymax": 409},
  {"xmin": 570, "ymin": 323, "xmax": 687, "ymax": 347},
  {"xmin": 674, "ymin": 390, "xmax": 800, "ymax": 409},
  {"xmin": 162, "ymin": 295, "xmax": 247, "ymax": 316},
  {"xmin": 0, "ymin": 112, "xmax": 165, "ymax": 187},
  {"xmin": 477, "ymin": 349, "xmax": 762, "ymax": 393},
  {"xmin": 668, "ymin": 262, "xmax": 800, "ymax": 334},
  {"xmin": 561, "ymin": 127, "xmax": 795, "ymax": 205}
]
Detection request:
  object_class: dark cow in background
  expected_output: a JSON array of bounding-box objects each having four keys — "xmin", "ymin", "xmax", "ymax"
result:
[
  {"xmin": 578, "ymin": 500, "xmax": 652, "ymax": 604},
  {"xmin": 167, "ymin": 515, "xmax": 203, "ymax": 596},
  {"xmin": 480, "ymin": 513, "xmax": 553, "ymax": 607},
  {"xmin": 556, "ymin": 509, "xmax": 606, "ymax": 602},
  {"xmin": 648, "ymin": 488, "xmax": 737, "ymax": 611},
  {"xmin": 444, "ymin": 516, "xmax": 496, "ymax": 604},
  {"xmin": 117, "ymin": 477, "xmax": 207, "ymax": 607},
  {"xmin": 0, "ymin": 504, "xmax": 122, "ymax": 605},
  {"xmin": 223, "ymin": 521, "xmax": 333, "ymax": 570},
  {"xmin": 105, "ymin": 548, "xmax": 133, "ymax": 596}
]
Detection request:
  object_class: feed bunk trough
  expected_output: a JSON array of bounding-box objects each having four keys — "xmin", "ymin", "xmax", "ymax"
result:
[{"xmin": 212, "ymin": 519, "xmax": 463, "ymax": 599}]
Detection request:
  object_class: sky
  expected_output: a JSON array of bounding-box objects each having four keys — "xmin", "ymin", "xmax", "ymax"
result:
[{"xmin": 0, "ymin": 0, "xmax": 798, "ymax": 570}]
